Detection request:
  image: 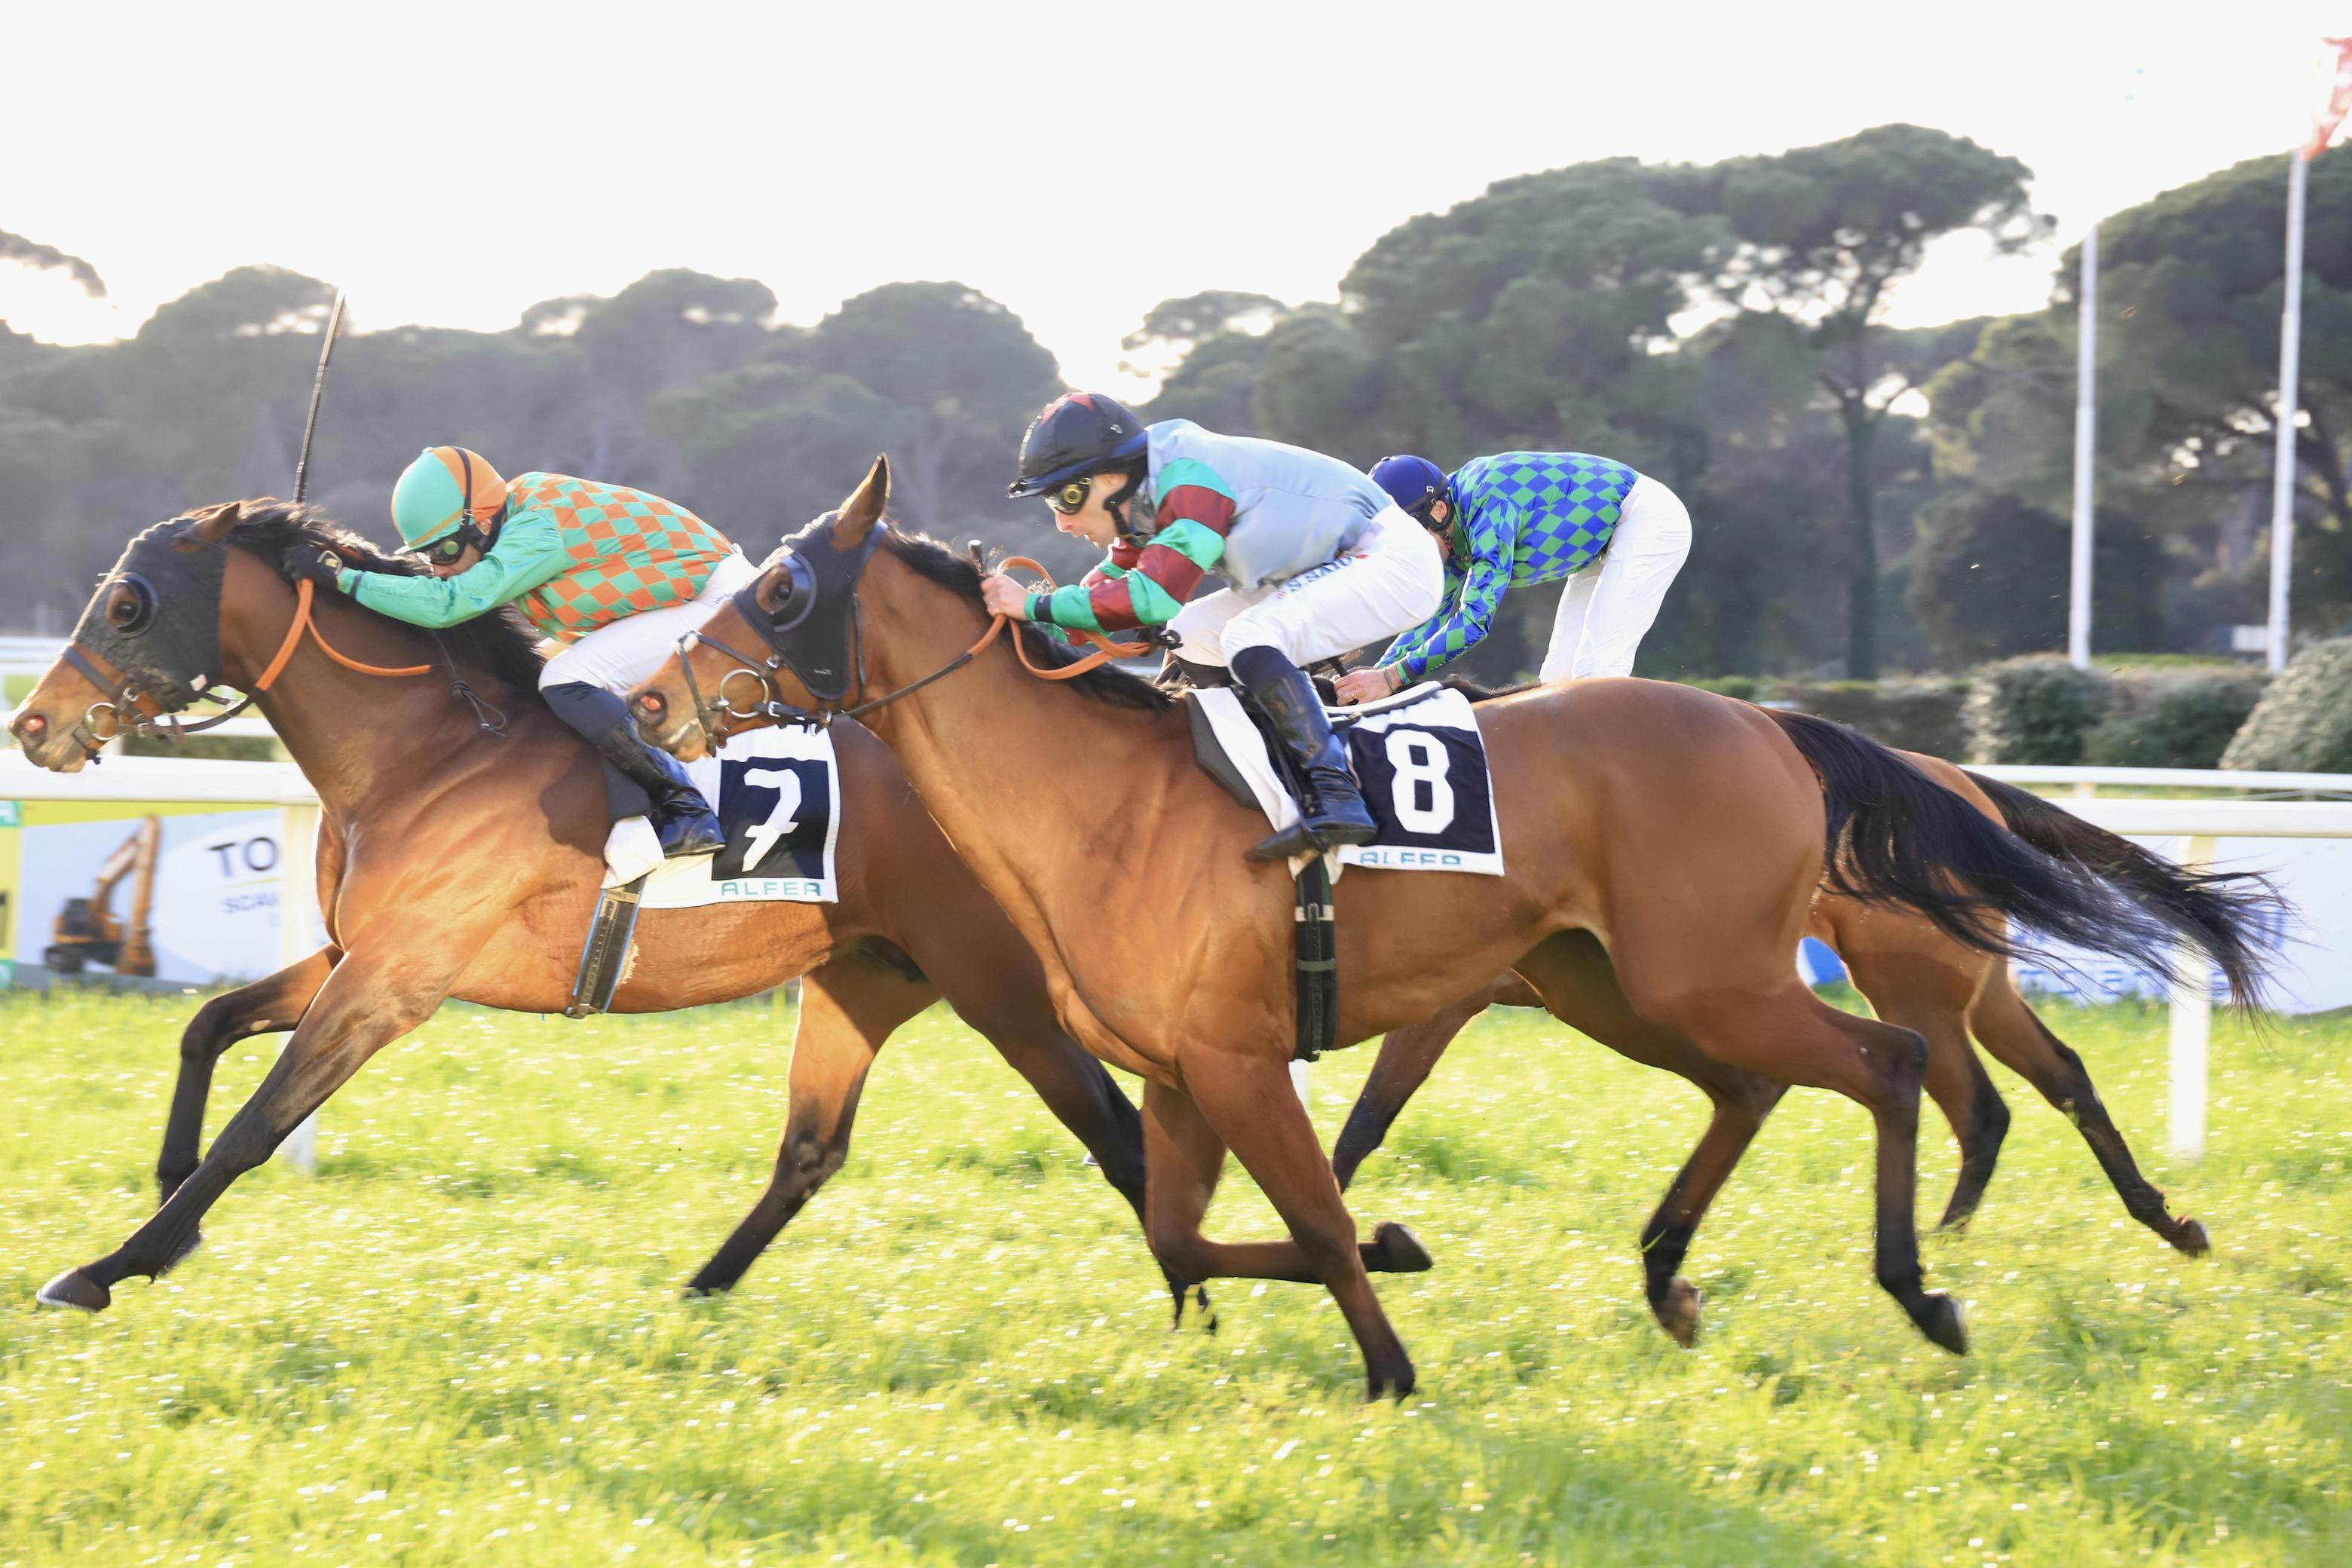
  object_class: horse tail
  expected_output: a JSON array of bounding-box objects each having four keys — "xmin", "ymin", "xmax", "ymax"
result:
[
  {"xmin": 1959, "ymin": 768, "xmax": 2278, "ymax": 1006},
  {"xmin": 1761, "ymin": 709, "xmax": 2274, "ymax": 1006}
]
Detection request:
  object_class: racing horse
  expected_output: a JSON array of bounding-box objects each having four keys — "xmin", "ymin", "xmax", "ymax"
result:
[
  {"xmin": 1330, "ymin": 747, "xmax": 2251, "ymax": 1344},
  {"xmin": 629, "ymin": 458, "xmax": 2271, "ymax": 1396},
  {"xmin": 7, "ymin": 500, "xmax": 1169, "ymax": 1313}
]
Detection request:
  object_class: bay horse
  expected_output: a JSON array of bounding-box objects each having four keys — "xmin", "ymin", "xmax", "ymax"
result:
[
  {"xmin": 629, "ymin": 458, "xmax": 2271, "ymax": 1396},
  {"xmin": 1331, "ymin": 749, "xmax": 2243, "ymax": 1344},
  {"xmin": 5, "ymin": 500, "xmax": 1169, "ymax": 1314}
]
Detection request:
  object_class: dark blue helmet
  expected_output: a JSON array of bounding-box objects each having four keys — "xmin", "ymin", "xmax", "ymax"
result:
[
  {"xmin": 1008, "ymin": 393, "xmax": 1150, "ymax": 499},
  {"xmin": 1370, "ymin": 454, "xmax": 1450, "ymax": 522}
]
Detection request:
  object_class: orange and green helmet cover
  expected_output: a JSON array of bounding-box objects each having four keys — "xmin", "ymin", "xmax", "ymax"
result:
[{"xmin": 390, "ymin": 446, "xmax": 508, "ymax": 549}]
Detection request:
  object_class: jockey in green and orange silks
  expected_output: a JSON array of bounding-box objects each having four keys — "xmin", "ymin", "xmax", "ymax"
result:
[{"xmin": 277, "ymin": 446, "xmax": 751, "ymax": 857}]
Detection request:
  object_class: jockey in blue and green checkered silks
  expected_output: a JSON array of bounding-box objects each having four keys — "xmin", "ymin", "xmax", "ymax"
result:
[{"xmin": 1376, "ymin": 452, "xmax": 1637, "ymax": 681}]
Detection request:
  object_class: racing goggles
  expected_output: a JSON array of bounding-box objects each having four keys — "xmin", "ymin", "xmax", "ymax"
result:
[
  {"xmin": 414, "ymin": 520, "xmax": 491, "ymax": 565},
  {"xmin": 1044, "ymin": 477, "xmax": 1094, "ymax": 516}
]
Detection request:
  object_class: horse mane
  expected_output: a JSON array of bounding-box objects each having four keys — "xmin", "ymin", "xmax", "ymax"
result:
[
  {"xmin": 877, "ymin": 528, "xmax": 1172, "ymax": 712},
  {"xmin": 219, "ymin": 498, "xmax": 551, "ymax": 697}
]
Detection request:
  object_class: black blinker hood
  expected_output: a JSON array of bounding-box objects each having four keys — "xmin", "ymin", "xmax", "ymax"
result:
[
  {"xmin": 730, "ymin": 512, "xmax": 885, "ymax": 706},
  {"xmin": 70, "ymin": 518, "xmax": 230, "ymax": 710}
]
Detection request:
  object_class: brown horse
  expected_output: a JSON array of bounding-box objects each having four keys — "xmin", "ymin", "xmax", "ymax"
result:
[
  {"xmin": 629, "ymin": 458, "xmax": 2270, "ymax": 1396},
  {"xmin": 1331, "ymin": 760, "xmax": 2231, "ymax": 1344},
  {"xmin": 5, "ymin": 500, "xmax": 1171, "ymax": 1314}
]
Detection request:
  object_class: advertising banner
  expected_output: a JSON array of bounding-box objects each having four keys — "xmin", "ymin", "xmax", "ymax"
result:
[{"xmin": 2, "ymin": 798, "xmax": 296, "ymax": 988}]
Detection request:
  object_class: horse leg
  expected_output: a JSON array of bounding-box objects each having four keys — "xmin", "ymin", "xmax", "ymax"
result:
[
  {"xmin": 37, "ymin": 951, "xmax": 448, "ymax": 1312},
  {"xmin": 1508, "ymin": 930, "xmax": 1789, "ymax": 1346},
  {"xmin": 1147, "ymin": 1061, "xmax": 1419, "ymax": 1399},
  {"xmin": 683, "ymin": 949, "xmax": 921, "ymax": 1294},
  {"xmin": 1330, "ymin": 982, "xmax": 1497, "ymax": 1192},
  {"xmin": 1968, "ymin": 972, "xmax": 2210, "ymax": 1256},
  {"xmin": 1635, "ymin": 1080, "xmax": 1787, "ymax": 1346},
  {"xmin": 881, "ymin": 901, "xmax": 1174, "ymax": 1295},
  {"xmin": 1837, "ymin": 937, "xmax": 2012, "ymax": 1233},
  {"xmin": 157, "ymin": 947, "xmax": 340, "ymax": 1204},
  {"xmin": 1550, "ymin": 930, "xmax": 1962, "ymax": 1354}
]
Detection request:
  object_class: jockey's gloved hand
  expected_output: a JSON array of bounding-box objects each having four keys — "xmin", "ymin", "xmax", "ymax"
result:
[{"xmin": 280, "ymin": 543, "xmax": 350, "ymax": 592}]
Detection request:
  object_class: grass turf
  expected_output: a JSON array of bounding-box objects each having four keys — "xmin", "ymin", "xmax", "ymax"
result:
[{"xmin": 0, "ymin": 988, "xmax": 2345, "ymax": 1566}]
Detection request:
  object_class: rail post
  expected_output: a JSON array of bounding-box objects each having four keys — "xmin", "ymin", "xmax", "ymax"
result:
[{"xmin": 2167, "ymin": 833, "xmax": 2217, "ymax": 1161}]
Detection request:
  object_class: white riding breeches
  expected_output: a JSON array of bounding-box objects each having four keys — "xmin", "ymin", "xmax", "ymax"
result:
[
  {"xmin": 538, "ymin": 550, "xmax": 760, "ymax": 694},
  {"xmin": 1538, "ymin": 476, "xmax": 1692, "ymax": 681},
  {"xmin": 1171, "ymin": 505, "xmax": 1444, "ymax": 669}
]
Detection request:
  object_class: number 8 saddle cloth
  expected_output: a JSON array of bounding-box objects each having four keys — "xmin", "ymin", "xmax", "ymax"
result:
[{"xmin": 1187, "ymin": 683, "xmax": 1505, "ymax": 877}]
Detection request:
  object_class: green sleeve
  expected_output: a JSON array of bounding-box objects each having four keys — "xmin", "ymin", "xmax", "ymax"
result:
[{"xmin": 346, "ymin": 512, "xmax": 569, "ymax": 629}]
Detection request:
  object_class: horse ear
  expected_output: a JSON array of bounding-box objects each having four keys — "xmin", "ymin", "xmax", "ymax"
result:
[
  {"xmin": 172, "ymin": 500, "xmax": 243, "ymax": 552},
  {"xmin": 829, "ymin": 455, "xmax": 890, "ymax": 550}
]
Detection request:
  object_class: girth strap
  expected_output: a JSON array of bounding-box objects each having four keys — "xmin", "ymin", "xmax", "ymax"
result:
[{"xmin": 1292, "ymin": 857, "xmax": 1338, "ymax": 1062}]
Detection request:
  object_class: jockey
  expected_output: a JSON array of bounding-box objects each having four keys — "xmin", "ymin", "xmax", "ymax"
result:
[
  {"xmin": 278, "ymin": 446, "xmax": 752, "ymax": 857},
  {"xmin": 1332, "ymin": 452, "xmax": 1693, "ymax": 704},
  {"xmin": 991, "ymin": 393, "xmax": 1443, "ymax": 862}
]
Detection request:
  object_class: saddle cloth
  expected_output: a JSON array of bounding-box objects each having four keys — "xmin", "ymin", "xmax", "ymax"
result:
[
  {"xmin": 603, "ymin": 724, "xmax": 841, "ymax": 906},
  {"xmin": 1190, "ymin": 683, "xmax": 1505, "ymax": 877}
]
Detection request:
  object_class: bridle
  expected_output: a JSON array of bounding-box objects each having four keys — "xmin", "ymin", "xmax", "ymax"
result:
[
  {"xmin": 660, "ymin": 536, "xmax": 1167, "ymax": 752},
  {"xmin": 60, "ymin": 570, "xmax": 505, "ymax": 767}
]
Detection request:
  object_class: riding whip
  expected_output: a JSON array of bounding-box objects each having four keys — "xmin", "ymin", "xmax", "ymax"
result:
[{"xmin": 292, "ymin": 289, "xmax": 347, "ymax": 504}]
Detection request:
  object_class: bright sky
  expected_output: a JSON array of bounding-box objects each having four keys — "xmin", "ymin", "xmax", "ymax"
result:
[{"xmin": 3, "ymin": 2, "xmax": 2347, "ymax": 395}]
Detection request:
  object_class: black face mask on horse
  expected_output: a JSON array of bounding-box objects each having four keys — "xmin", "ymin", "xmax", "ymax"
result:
[
  {"xmin": 668, "ymin": 510, "xmax": 887, "ymax": 731},
  {"xmin": 58, "ymin": 513, "xmax": 240, "ymax": 758}
]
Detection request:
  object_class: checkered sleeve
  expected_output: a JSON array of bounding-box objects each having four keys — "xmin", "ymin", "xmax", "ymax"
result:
[
  {"xmin": 1380, "ymin": 504, "xmax": 1513, "ymax": 681},
  {"xmin": 347, "ymin": 511, "xmax": 569, "ymax": 629}
]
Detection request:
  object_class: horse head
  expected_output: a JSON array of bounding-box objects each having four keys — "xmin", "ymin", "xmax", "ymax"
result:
[
  {"xmin": 8, "ymin": 502, "xmax": 250, "ymax": 770},
  {"xmin": 631, "ymin": 455, "xmax": 891, "ymax": 760}
]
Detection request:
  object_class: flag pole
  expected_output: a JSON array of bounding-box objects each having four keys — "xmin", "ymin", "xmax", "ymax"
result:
[
  {"xmin": 2267, "ymin": 148, "xmax": 2308, "ymax": 675},
  {"xmin": 2069, "ymin": 222, "xmax": 2097, "ymax": 670}
]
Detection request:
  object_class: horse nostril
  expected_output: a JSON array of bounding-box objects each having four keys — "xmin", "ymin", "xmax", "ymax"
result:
[
  {"xmin": 14, "ymin": 712, "xmax": 45, "ymax": 740},
  {"xmin": 632, "ymin": 691, "xmax": 666, "ymax": 721}
]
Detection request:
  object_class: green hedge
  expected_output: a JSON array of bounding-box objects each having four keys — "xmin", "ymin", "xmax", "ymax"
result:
[
  {"xmin": 1965, "ymin": 657, "xmax": 2112, "ymax": 764},
  {"xmin": 2083, "ymin": 667, "xmax": 2271, "ymax": 769},
  {"xmin": 1772, "ymin": 680, "xmax": 1971, "ymax": 760},
  {"xmin": 2222, "ymin": 637, "xmax": 2352, "ymax": 772}
]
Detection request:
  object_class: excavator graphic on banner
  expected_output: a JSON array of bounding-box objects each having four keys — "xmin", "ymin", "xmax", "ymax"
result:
[{"xmin": 45, "ymin": 816, "xmax": 161, "ymax": 976}]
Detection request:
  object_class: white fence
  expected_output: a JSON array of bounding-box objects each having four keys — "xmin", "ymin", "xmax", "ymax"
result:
[{"xmin": 2, "ymin": 752, "xmax": 2348, "ymax": 1168}]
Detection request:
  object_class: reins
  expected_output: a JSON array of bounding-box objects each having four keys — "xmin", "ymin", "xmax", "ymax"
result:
[
  {"xmin": 672, "ymin": 552, "xmax": 1157, "ymax": 746},
  {"xmin": 68, "ymin": 575, "xmax": 506, "ymax": 762}
]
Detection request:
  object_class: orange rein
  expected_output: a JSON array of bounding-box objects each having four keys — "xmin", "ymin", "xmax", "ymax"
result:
[
  {"xmin": 973, "ymin": 556, "xmax": 1152, "ymax": 680},
  {"xmin": 253, "ymin": 577, "xmax": 433, "ymax": 691}
]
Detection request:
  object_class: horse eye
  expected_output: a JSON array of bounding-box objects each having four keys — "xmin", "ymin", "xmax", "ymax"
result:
[{"xmin": 106, "ymin": 577, "xmax": 156, "ymax": 632}]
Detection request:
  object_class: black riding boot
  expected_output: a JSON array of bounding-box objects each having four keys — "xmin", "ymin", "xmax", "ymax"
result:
[
  {"xmin": 546, "ymin": 680, "xmax": 725, "ymax": 858},
  {"xmin": 590, "ymin": 719, "xmax": 725, "ymax": 857},
  {"xmin": 1230, "ymin": 645, "xmax": 1377, "ymax": 862}
]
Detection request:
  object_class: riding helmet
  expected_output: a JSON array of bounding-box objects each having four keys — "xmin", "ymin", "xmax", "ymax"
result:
[
  {"xmin": 391, "ymin": 446, "xmax": 509, "ymax": 550},
  {"xmin": 1369, "ymin": 454, "xmax": 1451, "ymax": 522},
  {"xmin": 1006, "ymin": 393, "xmax": 1150, "ymax": 499}
]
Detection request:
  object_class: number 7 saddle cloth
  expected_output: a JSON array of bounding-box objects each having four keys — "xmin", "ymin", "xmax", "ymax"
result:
[
  {"xmin": 1186, "ymin": 683, "xmax": 1505, "ymax": 877},
  {"xmin": 602, "ymin": 725, "xmax": 842, "ymax": 907}
]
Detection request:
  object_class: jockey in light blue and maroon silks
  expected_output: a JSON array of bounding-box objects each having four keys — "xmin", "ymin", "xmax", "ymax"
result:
[{"xmin": 991, "ymin": 394, "xmax": 1443, "ymax": 862}]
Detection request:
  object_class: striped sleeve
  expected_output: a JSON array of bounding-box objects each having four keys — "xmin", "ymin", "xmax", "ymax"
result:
[{"xmin": 1031, "ymin": 460, "xmax": 1235, "ymax": 633}]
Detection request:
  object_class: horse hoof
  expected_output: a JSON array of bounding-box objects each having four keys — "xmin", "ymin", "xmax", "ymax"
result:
[
  {"xmin": 2173, "ymin": 1218, "xmax": 2212, "ymax": 1258},
  {"xmin": 1651, "ymin": 1276, "xmax": 1702, "ymax": 1347},
  {"xmin": 1916, "ymin": 1290, "xmax": 1968, "ymax": 1355},
  {"xmin": 35, "ymin": 1269, "xmax": 111, "ymax": 1312},
  {"xmin": 1370, "ymin": 1222, "xmax": 1433, "ymax": 1273},
  {"xmin": 1363, "ymin": 1367, "xmax": 1418, "ymax": 1404}
]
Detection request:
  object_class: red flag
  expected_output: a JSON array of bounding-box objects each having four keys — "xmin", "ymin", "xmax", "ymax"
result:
[{"xmin": 2311, "ymin": 36, "xmax": 2352, "ymax": 158}]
